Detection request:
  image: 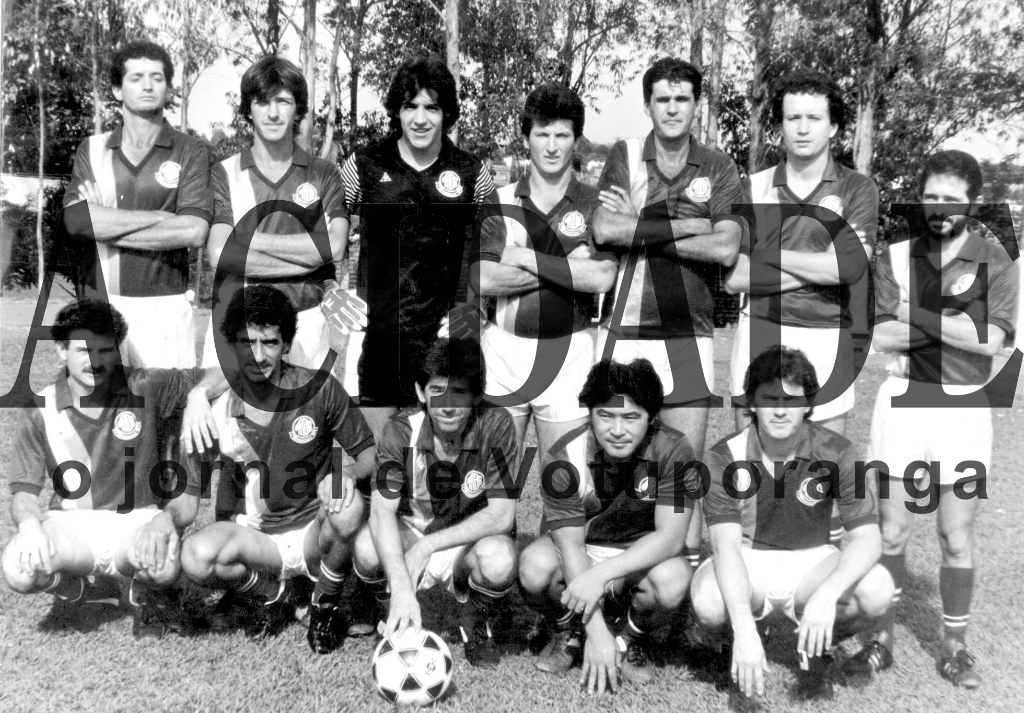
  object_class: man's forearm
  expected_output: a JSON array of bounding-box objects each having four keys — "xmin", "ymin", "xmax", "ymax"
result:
[
  {"xmin": 478, "ymin": 260, "xmax": 540, "ymax": 296},
  {"xmin": 815, "ymin": 527, "xmax": 880, "ymax": 603},
  {"xmin": 714, "ymin": 546, "xmax": 757, "ymax": 631},
  {"xmin": 526, "ymin": 253, "xmax": 616, "ymax": 294},
  {"xmin": 725, "ymin": 253, "xmax": 805, "ymax": 295},
  {"xmin": 370, "ymin": 510, "xmax": 415, "ymax": 596},
  {"xmin": 422, "ymin": 503, "xmax": 513, "ymax": 552},
  {"xmin": 11, "ymin": 491, "xmax": 45, "ymax": 528},
  {"xmin": 112, "ymin": 215, "xmax": 207, "ymax": 250},
  {"xmin": 594, "ymin": 210, "xmax": 712, "ymax": 249},
  {"xmin": 872, "ymin": 319, "xmax": 937, "ymax": 352},
  {"xmin": 76, "ymin": 204, "xmax": 170, "ymax": 241},
  {"xmin": 163, "ymin": 494, "xmax": 199, "ymax": 533},
  {"xmin": 590, "ymin": 526, "xmax": 686, "ymax": 585},
  {"xmin": 907, "ymin": 308, "xmax": 1003, "ymax": 355}
]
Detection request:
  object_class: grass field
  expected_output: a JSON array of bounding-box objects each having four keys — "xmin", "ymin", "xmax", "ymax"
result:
[{"xmin": 2, "ymin": 288, "xmax": 1023, "ymax": 713}]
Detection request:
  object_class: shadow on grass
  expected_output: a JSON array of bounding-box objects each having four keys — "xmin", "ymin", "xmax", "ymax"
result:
[
  {"xmin": 896, "ymin": 571, "xmax": 942, "ymax": 655},
  {"xmin": 37, "ymin": 601, "xmax": 125, "ymax": 635}
]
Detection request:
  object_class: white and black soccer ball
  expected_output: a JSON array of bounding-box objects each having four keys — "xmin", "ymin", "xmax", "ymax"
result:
[{"xmin": 372, "ymin": 628, "xmax": 454, "ymax": 706}]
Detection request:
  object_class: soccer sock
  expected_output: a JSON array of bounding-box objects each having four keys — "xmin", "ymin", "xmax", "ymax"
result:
[
  {"xmin": 311, "ymin": 562, "xmax": 346, "ymax": 605},
  {"xmin": 617, "ymin": 608, "xmax": 646, "ymax": 644},
  {"xmin": 682, "ymin": 549, "xmax": 701, "ymax": 571},
  {"xmin": 237, "ymin": 568, "xmax": 284, "ymax": 604},
  {"xmin": 462, "ymin": 576, "xmax": 515, "ymax": 627},
  {"xmin": 354, "ymin": 562, "xmax": 390, "ymax": 610},
  {"xmin": 829, "ymin": 513, "xmax": 845, "ymax": 547},
  {"xmin": 940, "ymin": 566, "xmax": 974, "ymax": 645},
  {"xmin": 876, "ymin": 553, "xmax": 907, "ymax": 646}
]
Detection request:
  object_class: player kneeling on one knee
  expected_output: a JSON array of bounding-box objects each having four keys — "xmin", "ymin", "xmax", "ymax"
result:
[
  {"xmin": 352, "ymin": 337, "xmax": 519, "ymax": 670},
  {"xmin": 180, "ymin": 285, "xmax": 375, "ymax": 653},
  {"xmin": 2, "ymin": 299, "xmax": 226, "ymax": 639},
  {"xmin": 519, "ymin": 358, "xmax": 701, "ymax": 695},
  {"xmin": 690, "ymin": 345, "xmax": 893, "ymax": 701}
]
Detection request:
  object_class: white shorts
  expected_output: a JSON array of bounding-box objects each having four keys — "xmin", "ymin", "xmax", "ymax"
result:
[
  {"xmin": 481, "ymin": 324, "xmax": 593, "ymax": 422},
  {"xmin": 595, "ymin": 329, "xmax": 714, "ymax": 406},
  {"xmin": 697, "ymin": 545, "xmax": 838, "ymax": 622},
  {"xmin": 401, "ymin": 520, "xmax": 471, "ymax": 603},
  {"xmin": 46, "ymin": 506, "xmax": 161, "ymax": 577},
  {"xmin": 868, "ymin": 376, "xmax": 991, "ymax": 485},
  {"xmin": 202, "ymin": 304, "xmax": 330, "ymax": 371},
  {"xmin": 109, "ymin": 293, "xmax": 196, "ymax": 368},
  {"xmin": 730, "ymin": 313, "xmax": 856, "ymax": 420},
  {"xmin": 238, "ymin": 515, "xmax": 318, "ymax": 581}
]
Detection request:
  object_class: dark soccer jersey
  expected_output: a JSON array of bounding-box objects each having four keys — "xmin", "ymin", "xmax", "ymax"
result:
[
  {"xmin": 64, "ymin": 120, "xmax": 213, "ymax": 297},
  {"xmin": 597, "ymin": 133, "xmax": 742, "ymax": 339},
  {"xmin": 741, "ymin": 159, "xmax": 879, "ymax": 328},
  {"xmin": 340, "ymin": 133, "xmax": 494, "ymax": 401},
  {"xmin": 543, "ymin": 420, "xmax": 699, "ymax": 546},
  {"xmin": 475, "ymin": 177, "xmax": 616, "ymax": 339},
  {"xmin": 376, "ymin": 405, "xmax": 517, "ymax": 536},
  {"xmin": 210, "ymin": 147, "xmax": 347, "ymax": 312},
  {"xmin": 875, "ymin": 233, "xmax": 1018, "ymax": 386},
  {"xmin": 210, "ymin": 364, "xmax": 373, "ymax": 535},
  {"xmin": 704, "ymin": 422, "xmax": 877, "ymax": 551},
  {"xmin": 8, "ymin": 368, "xmax": 203, "ymax": 511}
]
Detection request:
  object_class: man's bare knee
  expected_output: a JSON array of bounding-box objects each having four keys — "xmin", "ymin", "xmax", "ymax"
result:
[
  {"xmin": 518, "ymin": 540, "xmax": 561, "ymax": 595},
  {"xmin": 471, "ymin": 535, "xmax": 517, "ymax": 588}
]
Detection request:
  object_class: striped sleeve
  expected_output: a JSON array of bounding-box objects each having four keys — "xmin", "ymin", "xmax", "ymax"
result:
[
  {"xmin": 473, "ymin": 163, "xmax": 495, "ymax": 204},
  {"xmin": 339, "ymin": 153, "xmax": 362, "ymax": 211}
]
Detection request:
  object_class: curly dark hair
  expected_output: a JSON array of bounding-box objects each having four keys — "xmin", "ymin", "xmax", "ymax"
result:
[
  {"xmin": 770, "ymin": 69, "xmax": 845, "ymax": 131},
  {"xmin": 110, "ymin": 40, "xmax": 174, "ymax": 88},
  {"xmin": 418, "ymin": 337, "xmax": 486, "ymax": 397},
  {"xmin": 578, "ymin": 358, "xmax": 664, "ymax": 418},
  {"xmin": 239, "ymin": 55, "xmax": 309, "ymax": 133},
  {"xmin": 743, "ymin": 345, "xmax": 818, "ymax": 422},
  {"xmin": 51, "ymin": 299, "xmax": 129, "ymax": 346},
  {"xmin": 384, "ymin": 55, "xmax": 460, "ymax": 133},
  {"xmin": 219, "ymin": 285, "xmax": 298, "ymax": 346},
  {"xmin": 521, "ymin": 83, "xmax": 586, "ymax": 139},
  {"xmin": 921, "ymin": 150, "xmax": 983, "ymax": 201}
]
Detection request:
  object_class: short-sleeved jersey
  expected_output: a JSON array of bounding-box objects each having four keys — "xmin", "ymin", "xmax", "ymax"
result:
[
  {"xmin": 875, "ymin": 233, "xmax": 1018, "ymax": 386},
  {"xmin": 210, "ymin": 364, "xmax": 373, "ymax": 535},
  {"xmin": 7, "ymin": 368, "xmax": 203, "ymax": 511},
  {"xmin": 741, "ymin": 159, "xmax": 879, "ymax": 328},
  {"xmin": 64, "ymin": 120, "xmax": 213, "ymax": 297},
  {"xmin": 543, "ymin": 420, "xmax": 699, "ymax": 546},
  {"xmin": 211, "ymin": 147, "xmax": 347, "ymax": 312},
  {"xmin": 704, "ymin": 422, "xmax": 877, "ymax": 551},
  {"xmin": 475, "ymin": 177, "xmax": 615, "ymax": 338},
  {"xmin": 598, "ymin": 133, "xmax": 743, "ymax": 339},
  {"xmin": 376, "ymin": 405, "xmax": 517, "ymax": 536}
]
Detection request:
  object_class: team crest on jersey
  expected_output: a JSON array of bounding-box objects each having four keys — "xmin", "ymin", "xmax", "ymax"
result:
[
  {"xmin": 293, "ymin": 182, "xmax": 319, "ymax": 207},
  {"xmin": 436, "ymin": 170, "xmax": 464, "ymax": 198},
  {"xmin": 112, "ymin": 411, "xmax": 142, "ymax": 440},
  {"xmin": 635, "ymin": 476, "xmax": 656, "ymax": 501},
  {"xmin": 380, "ymin": 172, "xmax": 392, "ymax": 183},
  {"xmin": 819, "ymin": 195, "xmax": 844, "ymax": 217},
  {"xmin": 558, "ymin": 211, "xmax": 587, "ymax": 237},
  {"xmin": 796, "ymin": 477, "xmax": 829, "ymax": 506},
  {"xmin": 289, "ymin": 415, "xmax": 318, "ymax": 444},
  {"xmin": 155, "ymin": 161, "xmax": 181, "ymax": 188},
  {"xmin": 950, "ymin": 273, "xmax": 976, "ymax": 296},
  {"xmin": 462, "ymin": 470, "xmax": 485, "ymax": 498},
  {"xmin": 685, "ymin": 176, "xmax": 711, "ymax": 203}
]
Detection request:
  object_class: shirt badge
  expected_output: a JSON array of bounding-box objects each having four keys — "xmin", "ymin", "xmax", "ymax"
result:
[
  {"xmin": 635, "ymin": 475, "xmax": 656, "ymax": 501},
  {"xmin": 558, "ymin": 211, "xmax": 587, "ymax": 237},
  {"xmin": 461, "ymin": 470, "xmax": 485, "ymax": 498},
  {"xmin": 155, "ymin": 161, "xmax": 181, "ymax": 188},
  {"xmin": 797, "ymin": 477, "xmax": 829, "ymax": 507},
  {"xmin": 380, "ymin": 172, "xmax": 392, "ymax": 183},
  {"xmin": 819, "ymin": 195, "xmax": 844, "ymax": 217},
  {"xmin": 112, "ymin": 411, "xmax": 142, "ymax": 440},
  {"xmin": 950, "ymin": 273, "xmax": 976, "ymax": 296},
  {"xmin": 289, "ymin": 415, "xmax": 318, "ymax": 444},
  {"xmin": 685, "ymin": 176, "xmax": 711, "ymax": 203},
  {"xmin": 293, "ymin": 182, "xmax": 319, "ymax": 207},
  {"xmin": 436, "ymin": 170, "xmax": 464, "ymax": 198}
]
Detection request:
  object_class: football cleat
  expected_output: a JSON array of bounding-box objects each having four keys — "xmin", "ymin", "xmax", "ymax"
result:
[
  {"xmin": 536, "ymin": 629, "xmax": 583, "ymax": 675},
  {"xmin": 307, "ymin": 600, "xmax": 346, "ymax": 654},
  {"xmin": 939, "ymin": 647, "xmax": 982, "ymax": 689},
  {"xmin": 128, "ymin": 582, "xmax": 179, "ymax": 640},
  {"xmin": 795, "ymin": 652, "xmax": 837, "ymax": 702},
  {"xmin": 525, "ymin": 613, "xmax": 552, "ymax": 656},
  {"xmin": 843, "ymin": 638, "xmax": 893, "ymax": 675},
  {"xmin": 347, "ymin": 581, "xmax": 385, "ymax": 638},
  {"xmin": 245, "ymin": 580, "xmax": 293, "ymax": 641},
  {"xmin": 461, "ymin": 619, "xmax": 500, "ymax": 669},
  {"xmin": 616, "ymin": 635, "xmax": 655, "ymax": 685}
]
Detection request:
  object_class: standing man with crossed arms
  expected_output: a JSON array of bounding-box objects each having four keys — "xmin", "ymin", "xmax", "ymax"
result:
[
  {"xmin": 592, "ymin": 57, "xmax": 743, "ymax": 568},
  {"xmin": 64, "ymin": 40, "xmax": 211, "ymax": 369}
]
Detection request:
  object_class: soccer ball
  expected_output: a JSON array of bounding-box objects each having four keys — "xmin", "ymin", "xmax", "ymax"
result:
[{"xmin": 372, "ymin": 628, "xmax": 454, "ymax": 706}]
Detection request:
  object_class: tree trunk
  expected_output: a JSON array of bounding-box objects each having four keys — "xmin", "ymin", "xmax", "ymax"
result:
[
  {"xmin": 180, "ymin": 0, "xmax": 191, "ymax": 133},
  {"xmin": 853, "ymin": 0, "xmax": 884, "ymax": 177},
  {"xmin": 689, "ymin": 0, "xmax": 705, "ymax": 142},
  {"xmin": 704, "ymin": 0, "xmax": 726, "ymax": 149},
  {"xmin": 445, "ymin": 0, "xmax": 460, "ymax": 144},
  {"xmin": 347, "ymin": 0, "xmax": 370, "ymax": 152},
  {"xmin": 560, "ymin": 2, "xmax": 577, "ymax": 87},
  {"xmin": 91, "ymin": 0, "xmax": 102, "ymax": 133},
  {"xmin": 747, "ymin": 0, "xmax": 774, "ymax": 173},
  {"xmin": 320, "ymin": 20, "xmax": 345, "ymax": 160},
  {"xmin": 34, "ymin": 0, "xmax": 46, "ymax": 291},
  {"xmin": 297, "ymin": 0, "xmax": 316, "ymax": 151},
  {"xmin": 266, "ymin": 0, "xmax": 280, "ymax": 53}
]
